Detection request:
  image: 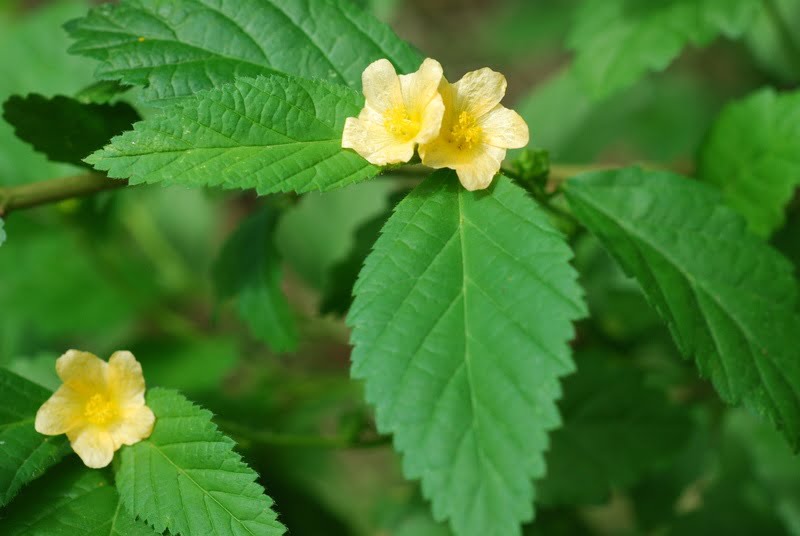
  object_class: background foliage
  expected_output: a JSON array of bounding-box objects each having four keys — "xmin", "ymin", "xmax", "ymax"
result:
[{"xmin": 1, "ymin": 0, "xmax": 799, "ymax": 535}]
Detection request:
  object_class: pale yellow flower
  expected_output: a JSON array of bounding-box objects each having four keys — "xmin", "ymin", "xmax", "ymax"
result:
[
  {"xmin": 35, "ymin": 350, "xmax": 155, "ymax": 469},
  {"xmin": 419, "ymin": 68, "xmax": 529, "ymax": 191},
  {"xmin": 342, "ymin": 58, "xmax": 445, "ymax": 166}
]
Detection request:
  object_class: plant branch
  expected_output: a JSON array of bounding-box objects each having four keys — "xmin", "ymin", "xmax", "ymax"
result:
[
  {"xmin": 0, "ymin": 172, "xmax": 126, "ymax": 216},
  {"xmin": 0, "ymin": 162, "xmax": 616, "ymax": 218},
  {"xmin": 215, "ymin": 418, "xmax": 391, "ymax": 450}
]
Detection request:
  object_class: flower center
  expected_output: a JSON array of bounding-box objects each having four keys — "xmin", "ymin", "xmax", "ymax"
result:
[
  {"xmin": 449, "ymin": 111, "xmax": 482, "ymax": 151},
  {"xmin": 383, "ymin": 106, "xmax": 418, "ymax": 141},
  {"xmin": 84, "ymin": 393, "xmax": 117, "ymax": 426}
]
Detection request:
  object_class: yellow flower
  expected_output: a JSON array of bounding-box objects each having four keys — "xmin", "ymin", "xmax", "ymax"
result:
[
  {"xmin": 35, "ymin": 350, "xmax": 155, "ymax": 469},
  {"xmin": 419, "ymin": 68, "xmax": 529, "ymax": 191},
  {"xmin": 342, "ymin": 58, "xmax": 445, "ymax": 166}
]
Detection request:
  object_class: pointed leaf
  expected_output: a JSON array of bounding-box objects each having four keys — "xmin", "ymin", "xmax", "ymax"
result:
[
  {"xmin": 66, "ymin": 0, "xmax": 421, "ymax": 104},
  {"xmin": 699, "ymin": 88, "xmax": 800, "ymax": 236},
  {"xmin": 0, "ymin": 368, "xmax": 70, "ymax": 507},
  {"xmin": 116, "ymin": 388, "xmax": 286, "ymax": 536},
  {"xmin": 348, "ymin": 171, "xmax": 586, "ymax": 536},
  {"xmin": 213, "ymin": 208, "xmax": 298, "ymax": 353},
  {"xmin": 2, "ymin": 94, "xmax": 140, "ymax": 168},
  {"xmin": 564, "ymin": 167, "xmax": 800, "ymax": 448},
  {"xmin": 3, "ymin": 460, "xmax": 157, "ymax": 535},
  {"xmin": 86, "ymin": 75, "xmax": 377, "ymax": 195},
  {"xmin": 0, "ymin": 218, "xmax": 5, "ymax": 247},
  {"xmin": 568, "ymin": 0, "xmax": 758, "ymax": 98}
]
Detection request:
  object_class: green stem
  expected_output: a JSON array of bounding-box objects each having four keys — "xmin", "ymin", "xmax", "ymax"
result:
[
  {"xmin": 0, "ymin": 173, "xmax": 126, "ymax": 216},
  {"xmin": 215, "ymin": 419, "xmax": 391, "ymax": 449},
  {"xmin": 501, "ymin": 166, "xmax": 580, "ymax": 226},
  {"xmin": 763, "ymin": 0, "xmax": 800, "ymax": 75}
]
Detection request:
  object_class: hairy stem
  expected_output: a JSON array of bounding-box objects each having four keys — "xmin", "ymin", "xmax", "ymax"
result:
[{"xmin": 0, "ymin": 173, "xmax": 126, "ymax": 216}]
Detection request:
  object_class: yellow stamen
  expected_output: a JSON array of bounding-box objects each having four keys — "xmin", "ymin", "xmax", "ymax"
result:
[
  {"xmin": 383, "ymin": 106, "xmax": 419, "ymax": 141},
  {"xmin": 449, "ymin": 111, "xmax": 482, "ymax": 151},
  {"xmin": 84, "ymin": 393, "xmax": 117, "ymax": 426}
]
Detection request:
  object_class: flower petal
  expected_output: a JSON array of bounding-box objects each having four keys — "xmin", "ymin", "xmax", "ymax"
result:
[
  {"xmin": 419, "ymin": 136, "xmax": 461, "ymax": 170},
  {"xmin": 455, "ymin": 145, "xmax": 506, "ymax": 191},
  {"xmin": 35, "ymin": 386, "xmax": 84, "ymax": 436},
  {"xmin": 107, "ymin": 351, "xmax": 146, "ymax": 407},
  {"xmin": 452, "ymin": 68, "xmax": 507, "ymax": 119},
  {"xmin": 361, "ymin": 59, "xmax": 403, "ymax": 114},
  {"xmin": 399, "ymin": 58, "xmax": 443, "ymax": 117},
  {"xmin": 68, "ymin": 427, "xmax": 116, "ymax": 469},
  {"xmin": 479, "ymin": 106, "xmax": 529, "ymax": 149},
  {"xmin": 56, "ymin": 350, "xmax": 107, "ymax": 396},
  {"xmin": 342, "ymin": 116, "xmax": 414, "ymax": 166},
  {"xmin": 415, "ymin": 95, "xmax": 445, "ymax": 145},
  {"xmin": 110, "ymin": 405, "xmax": 155, "ymax": 448}
]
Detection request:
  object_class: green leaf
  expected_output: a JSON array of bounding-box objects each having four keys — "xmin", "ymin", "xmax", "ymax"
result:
[
  {"xmin": 568, "ymin": 0, "xmax": 759, "ymax": 98},
  {"xmin": 744, "ymin": 0, "xmax": 800, "ymax": 84},
  {"xmin": 348, "ymin": 171, "xmax": 586, "ymax": 536},
  {"xmin": 726, "ymin": 410, "xmax": 800, "ymax": 535},
  {"xmin": 213, "ymin": 208, "xmax": 298, "ymax": 353},
  {"xmin": 537, "ymin": 351, "xmax": 691, "ymax": 505},
  {"xmin": 667, "ymin": 413, "xmax": 788, "ymax": 535},
  {"xmin": 0, "ymin": 1, "xmax": 96, "ymax": 187},
  {"xmin": 75, "ymin": 80, "xmax": 133, "ymax": 104},
  {"xmin": 0, "ymin": 368, "xmax": 70, "ymax": 507},
  {"xmin": 6, "ymin": 353, "xmax": 60, "ymax": 391},
  {"xmin": 0, "ymin": 218, "xmax": 5, "ymax": 247},
  {"xmin": 66, "ymin": 0, "xmax": 421, "ymax": 104},
  {"xmin": 3, "ymin": 459, "xmax": 157, "ymax": 535},
  {"xmin": 699, "ymin": 88, "xmax": 800, "ymax": 236},
  {"xmin": 2, "ymin": 94, "xmax": 140, "ymax": 168},
  {"xmin": 87, "ymin": 75, "xmax": 378, "ymax": 195},
  {"xmin": 564, "ymin": 167, "xmax": 800, "ymax": 448},
  {"xmin": 320, "ymin": 188, "xmax": 409, "ymax": 315},
  {"xmin": 116, "ymin": 388, "xmax": 286, "ymax": 536}
]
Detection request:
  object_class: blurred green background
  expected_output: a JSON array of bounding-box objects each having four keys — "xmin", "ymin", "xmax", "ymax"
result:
[{"xmin": 1, "ymin": 0, "xmax": 799, "ymax": 534}]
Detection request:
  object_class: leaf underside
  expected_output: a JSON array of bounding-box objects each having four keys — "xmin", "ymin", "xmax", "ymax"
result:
[
  {"xmin": 564, "ymin": 167, "xmax": 800, "ymax": 448},
  {"xmin": 2, "ymin": 94, "xmax": 140, "ymax": 168},
  {"xmin": 86, "ymin": 75, "xmax": 378, "ymax": 195},
  {"xmin": 66, "ymin": 0, "xmax": 422, "ymax": 104},
  {"xmin": 116, "ymin": 388, "xmax": 286, "ymax": 536},
  {"xmin": 348, "ymin": 171, "xmax": 586, "ymax": 536}
]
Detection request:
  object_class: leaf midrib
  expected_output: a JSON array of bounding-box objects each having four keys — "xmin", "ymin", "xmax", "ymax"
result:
[
  {"xmin": 569, "ymin": 187, "xmax": 800, "ymax": 412},
  {"xmin": 570, "ymin": 186, "xmax": 780, "ymax": 339},
  {"xmin": 143, "ymin": 440, "xmax": 258, "ymax": 535}
]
